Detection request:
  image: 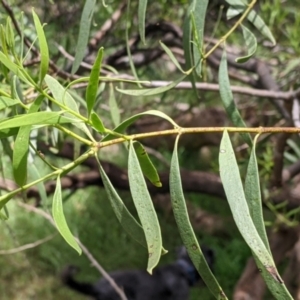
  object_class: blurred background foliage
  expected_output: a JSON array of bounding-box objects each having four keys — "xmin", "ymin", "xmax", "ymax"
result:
[{"xmin": 0, "ymin": 0, "xmax": 300, "ymax": 299}]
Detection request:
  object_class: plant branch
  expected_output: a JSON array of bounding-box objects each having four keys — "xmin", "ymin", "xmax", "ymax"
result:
[
  {"xmin": 204, "ymin": 0, "xmax": 257, "ymax": 58},
  {"xmin": 98, "ymin": 127, "xmax": 300, "ymax": 149},
  {"xmin": 0, "ymin": 233, "xmax": 56, "ymax": 255}
]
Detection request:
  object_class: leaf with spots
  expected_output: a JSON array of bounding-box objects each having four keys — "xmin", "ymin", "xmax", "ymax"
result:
[
  {"xmin": 128, "ymin": 140, "xmax": 164, "ymax": 274},
  {"xmin": 219, "ymin": 130, "xmax": 290, "ymax": 295}
]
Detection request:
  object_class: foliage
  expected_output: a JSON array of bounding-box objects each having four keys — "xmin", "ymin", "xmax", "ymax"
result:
[{"xmin": 0, "ymin": 0, "xmax": 299, "ymax": 299}]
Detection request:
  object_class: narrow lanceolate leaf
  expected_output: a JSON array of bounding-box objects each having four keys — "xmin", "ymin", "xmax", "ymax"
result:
[
  {"xmin": 0, "ymin": 112, "xmax": 76, "ymax": 130},
  {"xmin": 219, "ymin": 131, "xmax": 286, "ymax": 288},
  {"xmin": 183, "ymin": 5, "xmax": 198, "ymax": 97},
  {"xmin": 133, "ymin": 141, "xmax": 161, "ymax": 187},
  {"xmin": 97, "ymin": 160, "xmax": 147, "ymax": 248},
  {"xmin": 170, "ymin": 135, "xmax": 227, "ymax": 300},
  {"xmin": 0, "ymin": 51, "xmax": 32, "ymax": 86},
  {"xmin": 45, "ymin": 75, "xmax": 94, "ymax": 140},
  {"xmin": 138, "ymin": 0, "xmax": 148, "ymax": 44},
  {"xmin": 218, "ymin": 49, "xmax": 252, "ymax": 146},
  {"xmin": 109, "ymin": 83, "xmax": 120, "ymax": 127},
  {"xmin": 90, "ymin": 111, "xmax": 105, "ymax": 133},
  {"xmin": 12, "ymin": 95, "xmax": 44, "ymax": 186},
  {"xmin": 245, "ymin": 134, "xmax": 269, "ymax": 250},
  {"xmin": 102, "ymin": 110, "xmax": 179, "ymax": 142},
  {"xmin": 86, "ymin": 47, "xmax": 103, "ymax": 117},
  {"xmin": 236, "ymin": 25, "xmax": 257, "ymax": 63},
  {"xmin": 245, "ymin": 135, "xmax": 293, "ymax": 299},
  {"xmin": 159, "ymin": 41, "xmax": 187, "ymax": 74},
  {"xmin": 72, "ymin": 0, "xmax": 96, "ymax": 74},
  {"xmin": 0, "ymin": 96, "xmax": 20, "ymax": 110},
  {"xmin": 32, "ymin": 9, "xmax": 49, "ymax": 84},
  {"xmin": 116, "ymin": 74, "xmax": 189, "ymax": 96},
  {"xmin": 128, "ymin": 140, "xmax": 163, "ymax": 274},
  {"xmin": 52, "ymin": 176, "xmax": 82, "ymax": 254},
  {"xmin": 192, "ymin": 0, "xmax": 208, "ymax": 76}
]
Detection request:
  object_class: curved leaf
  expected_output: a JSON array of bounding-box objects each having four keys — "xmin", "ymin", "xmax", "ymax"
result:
[
  {"xmin": 0, "ymin": 51, "xmax": 33, "ymax": 86},
  {"xmin": 159, "ymin": 41, "xmax": 187, "ymax": 74},
  {"xmin": 0, "ymin": 96, "xmax": 20, "ymax": 110},
  {"xmin": 91, "ymin": 111, "xmax": 105, "ymax": 133},
  {"xmin": 236, "ymin": 25, "xmax": 257, "ymax": 63},
  {"xmin": 218, "ymin": 49, "xmax": 252, "ymax": 146},
  {"xmin": 116, "ymin": 74, "xmax": 188, "ymax": 96},
  {"xmin": 102, "ymin": 110, "xmax": 179, "ymax": 142},
  {"xmin": 219, "ymin": 130, "xmax": 285, "ymax": 286},
  {"xmin": 170, "ymin": 135, "xmax": 227, "ymax": 300},
  {"xmin": 133, "ymin": 141, "xmax": 161, "ymax": 187},
  {"xmin": 72, "ymin": 0, "xmax": 96, "ymax": 74},
  {"xmin": 0, "ymin": 112, "xmax": 76, "ymax": 130},
  {"xmin": 138, "ymin": 0, "xmax": 148, "ymax": 44},
  {"xmin": 192, "ymin": 0, "xmax": 208, "ymax": 75},
  {"xmin": 45, "ymin": 75, "xmax": 94, "ymax": 140},
  {"xmin": 97, "ymin": 160, "xmax": 147, "ymax": 248},
  {"xmin": 12, "ymin": 95, "xmax": 44, "ymax": 186},
  {"xmin": 245, "ymin": 135, "xmax": 293, "ymax": 299},
  {"xmin": 109, "ymin": 83, "xmax": 120, "ymax": 127},
  {"xmin": 128, "ymin": 140, "xmax": 164, "ymax": 274},
  {"xmin": 86, "ymin": 47, "xmax": 103, "ymax": 117},
  {"xmin": 52, "ymin": 176, "xmax": 82, "ymax": 254},
  {"xmin": 32, "ymin": 9, "xmax": 49, "ymax": 84}
]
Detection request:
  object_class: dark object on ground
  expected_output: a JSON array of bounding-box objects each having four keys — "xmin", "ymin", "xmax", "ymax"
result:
[{"xmin": 61, "ymin": 246, "xmax": 214, "ymax": 300}]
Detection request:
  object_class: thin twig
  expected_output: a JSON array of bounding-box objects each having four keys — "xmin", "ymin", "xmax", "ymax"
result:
[
  {"xmin": 17, "ymin": 202, "xmax": 128, "ymax": 300},
  {"xmin": 0, "ymin": 233, "xmax": 56, "ymax": 255}
]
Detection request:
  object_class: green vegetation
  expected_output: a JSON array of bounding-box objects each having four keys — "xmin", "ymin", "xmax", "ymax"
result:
[{"xmin": 0, "ymin": 0, "xmax": 299, "ymax": 299}]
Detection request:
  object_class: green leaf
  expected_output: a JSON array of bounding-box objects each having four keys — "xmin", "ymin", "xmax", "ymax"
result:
[
  {"xmin": 0, "ymin": 51, "xmax": 33, "ymax": 86},
  {"xmin": 32, "ymin": 9, "xmax": 49, "ymax": 84},
  {"xmin": 159, "ymin": 41, "xmax": 187, "ymax": 74},
  {"xmin": 218, "ymin": 49, "xmax": 252, "ymax": 146},
  {"xmin": 108, "ymin": 83, "xmax": 120, "ymax": 127},
  {"xmin": 5, "ymin": 17, "xmax": 15, "ymax": 51},
  {"xmin": 126, "ymin": 0, "xmax": 140, "ymax": 85},
  {"xmin": 128, "ymin": 140, "xmax": 164, "ymax": 274},
  {"xmin": 0, "ymin": 25, "xmax": 8, "ymax": 56},
  {"xmin": 0, "ymin": 128, "xmax": 19, "ymax": 139},
  {"xmin": 244, "ymin": 135, "xmax": 293, "ymax": 299},
  {"xmin": 219, "ymin": 130, "xmax": 285, "ymax": 285},
  {"xmin": 97, "ymin": 160, "xmax": 147, "ymax": 248},
  {"xmin": 13, "ymin": 95, "xmax": 44, "ymax": 186},
  {"xmin": 116, "ymin": 74, "xmax": 189, "ymax": 96},
  {"xmin": 45, "ymin": 75, "xmax": 94, "ymax": 140},
  {"xmin": 0, "ymin": 96, "xmax": 20, "ymax": 110},
  {"xmin": 72, "ymin": 0, "xmax": 96, "ymax": 74},
  {"xmin": 236, "ymin": 25, "xmax": 257, "ymax": 63},
  {"xmin": 226, "ymin": 1, "xmax": 276, "ymax": 45},
  {"xmin": 85, "ymin": 47, "xmax": 103, "ymax": 117},
  {"xmin": 245, "ymin": 134, "xmax": 269, "ymax": 250},
  {"xmin": 0, "ymin": 111, "xmax": 76, "ymax": 130},
  {"xmin": 138, "ymin": 0, "xmax": 148, "ymax": 44},
  {"xmin": 191, "ymin": 0, "xmax": 208, "ymax": 76},
  {"xmin": 90, "ymin": 111, "xmax": 105, "ymax": 133},
  {"xmin": 52, "ymin": 176, "xmax": 82, "ymax": 254},
  {"xmin": 170, "ymin": 135, "xmax": 227, "ymax": 300},
  {"xmin": 183, "ymin": 3, "xmax": 198, "ymax": 97},
  {"xmin": 102, "ymin": 110, "xmax": 179, "ymax": 142},
  {"xmin": 133, "ymin": 141, "xmax": 161, "ymax": 187}
]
